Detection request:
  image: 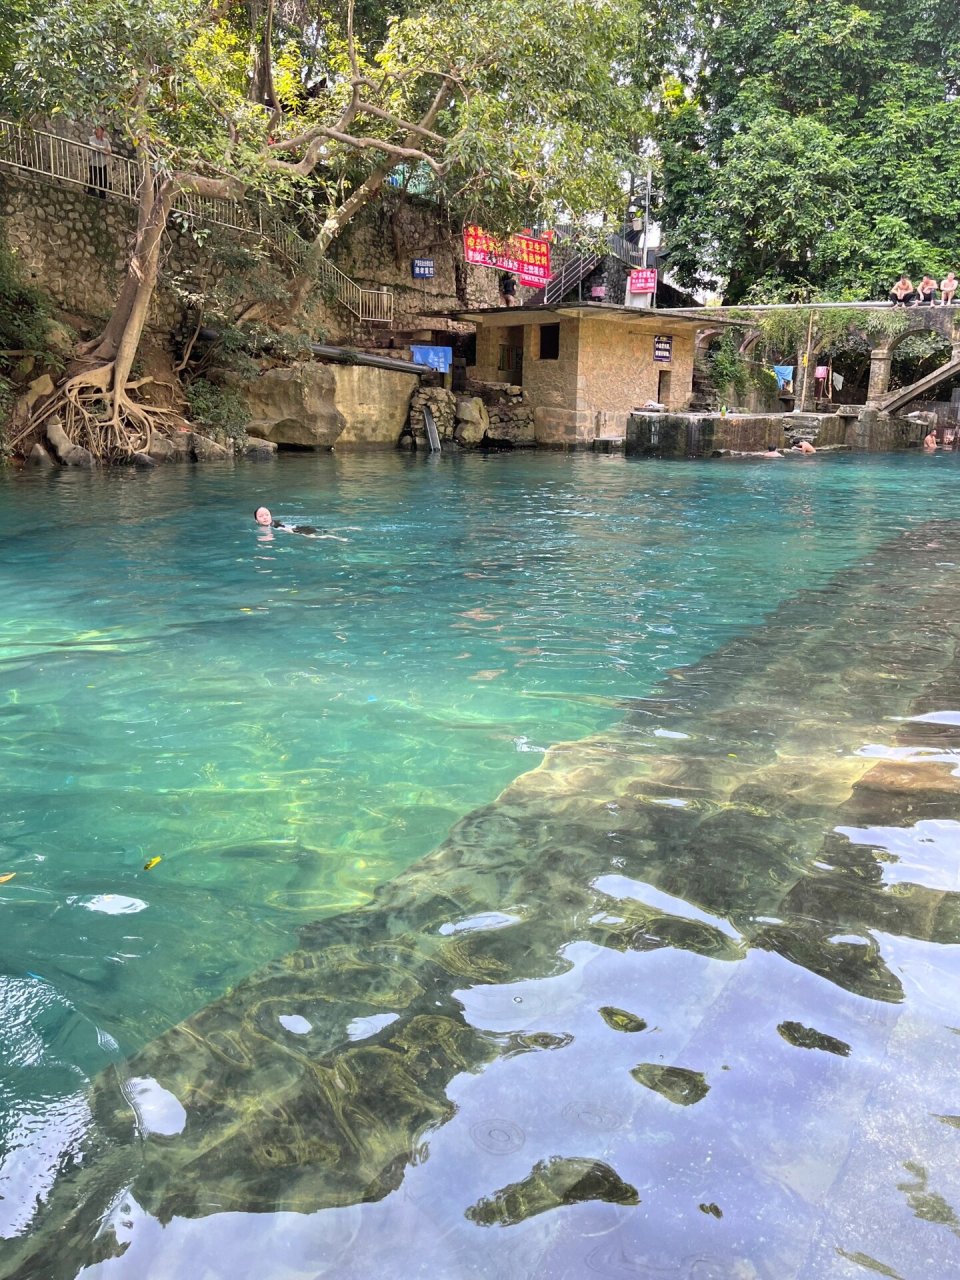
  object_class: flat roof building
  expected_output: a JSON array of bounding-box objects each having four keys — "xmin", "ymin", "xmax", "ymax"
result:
[{"xmin": 456, "ymin": 303, "xmax": 711, "ymax": 447}]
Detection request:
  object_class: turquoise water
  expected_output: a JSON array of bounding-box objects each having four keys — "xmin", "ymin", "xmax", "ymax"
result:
[{"xmin": 2, "ymin": 449, "xmax": 960, "ymax": 1277}]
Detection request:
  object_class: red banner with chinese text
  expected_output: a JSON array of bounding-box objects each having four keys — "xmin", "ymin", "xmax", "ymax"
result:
[{"xmin": 463, "ymin": 225, "xmax": 552, "ymax": 287}]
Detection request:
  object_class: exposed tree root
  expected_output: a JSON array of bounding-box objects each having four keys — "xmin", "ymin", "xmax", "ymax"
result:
[{"xmin": 11, "ymin": 362, "xmax": 183, "ymax": 461}]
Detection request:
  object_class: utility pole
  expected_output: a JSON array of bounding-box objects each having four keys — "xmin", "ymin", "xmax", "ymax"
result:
[{"xmin": 640, "ymin": 168, "xmax": 653, "ymax": 310}]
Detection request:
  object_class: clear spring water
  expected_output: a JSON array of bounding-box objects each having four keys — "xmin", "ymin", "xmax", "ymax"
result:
[{"xmin": 2, "ymin": 449, "xmax": 960, "ymax": 1279}]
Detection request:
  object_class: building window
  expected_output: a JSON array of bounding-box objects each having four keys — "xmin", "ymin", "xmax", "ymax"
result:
[
  {"xmin": 498, "ymin": 344, "xmax": 513, "ymax": 372},
  {"xmin": 538, "ymin": 323, "xmax": 560, "ymax": 360}
]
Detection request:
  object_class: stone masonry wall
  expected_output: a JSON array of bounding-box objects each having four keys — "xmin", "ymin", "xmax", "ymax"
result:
[
  {"xmin": 0, "ymin": 171, "xmax": 497, "ymax": 345},
  {"xmin": 1, "ymin": 172, "xmax": 213, "ymax": 332},
  {"xmin": 577, "ymin": 318, "xmax": 695, "ymax": 428}
]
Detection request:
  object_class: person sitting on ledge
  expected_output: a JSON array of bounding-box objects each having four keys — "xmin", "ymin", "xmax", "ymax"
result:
[
  {"xmin": 922, "ymin": 430, "xmax": 938, "ymax": 451},
  {"xmin": 915, "ymin": 275, "xmax": 938, "ymax": 306},
  {"xmin": 254, "ymin": 506, "xmax": 346, "ymax": 539},
  {"xmin": 791, "ymin": 439, "xmax": 816, "ymax": 453},
  {"xmin": 940, "ymin": 271, "xmax": 957, "ymax": 306},
  {"xmin": 888, "ymin": 275, "xmax": 916, "ymax": 306}
]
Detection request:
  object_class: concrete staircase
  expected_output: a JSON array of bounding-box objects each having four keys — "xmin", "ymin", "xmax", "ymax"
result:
[{"xmin": 878, "ymin": 352, "xmax": 960, "ymax": 414}]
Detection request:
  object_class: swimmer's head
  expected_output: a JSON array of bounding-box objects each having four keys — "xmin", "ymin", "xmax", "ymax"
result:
[{"xmin": 254, "ymin": 506, "xmax": 272, "ymax": 526}]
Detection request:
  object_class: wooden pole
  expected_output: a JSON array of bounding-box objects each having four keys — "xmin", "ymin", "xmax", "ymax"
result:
[{"xmin": 798, "ymin": 308, "xmax": 814, "ymax": 411}]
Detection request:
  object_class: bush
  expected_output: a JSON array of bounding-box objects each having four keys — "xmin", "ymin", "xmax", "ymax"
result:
[
  {"xmin": 0, "ymin": 241, "xmax": 50, "ymax": 357},
  {"xmin": 0, "ymin": 239, "xmax": 52, "ymax": 448},
  {"xmin": 708, "ymin": 331, "xmax": 748, "ymax": 402},
  {"xmin": 184, "ymin": 378, "xmax": 250, "ymax": 446}
]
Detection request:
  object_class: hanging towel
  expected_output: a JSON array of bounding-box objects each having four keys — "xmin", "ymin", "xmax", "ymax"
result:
[
  {"xmin": 832, "ymin": 371, "xmax": 845, "ymax": 391},
  {"xmin": 815, "ymin": 365, "xmax": 829, "ymax": 379},
  {"xmin": 773, "ymin": 365, "xmax": 794, "ymax": 391}
]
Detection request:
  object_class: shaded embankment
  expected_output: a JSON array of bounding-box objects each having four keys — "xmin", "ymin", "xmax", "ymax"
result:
[{"xmin": 7, "ymin": 524, "xmax": 960, "ymax": 1279}]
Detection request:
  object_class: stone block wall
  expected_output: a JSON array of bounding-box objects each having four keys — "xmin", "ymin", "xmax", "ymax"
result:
[
  {"xmin": 0, "ymin": 170, "xmax": 493, "ymax": 347},
  {"xmin": 626, "ymin": 412, "xmax": 788, "ymax": 456},
  {"xmin": 1, "ymin": 172, "xmax": 215, "ymax": 331},
  {"xmin": 576, "ymin": 318, "xmax": 695, "ymax": 425}
]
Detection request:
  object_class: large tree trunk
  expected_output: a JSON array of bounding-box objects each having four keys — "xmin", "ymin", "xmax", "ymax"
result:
[
  {"xmin": 89, "ymin": 152, "xmax": 159, "ymax": 361},
  {"xmin": 14, "ymin": 174, "xmax": 185, "ymax": 460}
]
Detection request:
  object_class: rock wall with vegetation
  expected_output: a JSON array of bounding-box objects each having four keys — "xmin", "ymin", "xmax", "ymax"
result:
[
  {"xmin": 0, "ymin": 171, "xmax": 501, "ymax": 349},
  {"xmin": 331, "ymin": 191, "xmax": 511, "ymax": 333}
]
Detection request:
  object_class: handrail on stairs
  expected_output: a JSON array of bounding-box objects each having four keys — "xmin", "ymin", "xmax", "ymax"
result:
[{"xmin": 0, "ymin": 116, "xmax": 393, "ymax": 324}]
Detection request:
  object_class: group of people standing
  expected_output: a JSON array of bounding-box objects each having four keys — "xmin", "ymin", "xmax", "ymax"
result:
[{"xmin": 888, "ymin": 273, "xmax": 957, "ymax": 306}]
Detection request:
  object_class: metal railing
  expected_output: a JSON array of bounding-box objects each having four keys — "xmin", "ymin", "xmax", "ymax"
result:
[
  {"xmin": 0, "ymin": 117, "xmax": 393, "ymax": 324},
  {"xmin": 542, "ymin": 248, "xmax": 600, "ymax": 305},
  {"xmin": 314, "ymin": 255, "xmax": 393, "ymax": 322}
]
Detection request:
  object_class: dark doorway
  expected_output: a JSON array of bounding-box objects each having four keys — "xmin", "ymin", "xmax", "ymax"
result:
[{"xmin": 497, "ymin": 325, "xmax": 524, "ymax": 384}]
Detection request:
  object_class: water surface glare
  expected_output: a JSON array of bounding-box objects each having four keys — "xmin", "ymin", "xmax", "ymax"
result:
[{"xmin": 2, "ymin": 451, "xmax": 960, "ymax": 1279}]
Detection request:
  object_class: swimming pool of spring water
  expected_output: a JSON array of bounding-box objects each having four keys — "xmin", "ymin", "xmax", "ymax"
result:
[{"xmin": 2, "ymin": 449, "xmax": 960, "ymax": 1278}]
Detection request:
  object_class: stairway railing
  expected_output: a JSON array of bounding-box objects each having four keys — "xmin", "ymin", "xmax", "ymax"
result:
[
  {"xmin": 532, "ymin": 226, "xmax": 646, "ymax": 306},
  {"xmin": 0, "ymin": 117, "xmax": 393, "ymax": 324}
]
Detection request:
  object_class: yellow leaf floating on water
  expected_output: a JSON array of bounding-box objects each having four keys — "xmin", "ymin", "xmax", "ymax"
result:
[
  {"xmin": 0, "ymin": 872, "xmax": 15, "ymax": 883},
  {"xmin": 143, "ymin": 857, "xmax": 162, "ymax": 872}
]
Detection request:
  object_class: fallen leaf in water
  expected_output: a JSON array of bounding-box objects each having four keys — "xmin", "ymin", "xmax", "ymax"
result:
[
  {"xmin": 470, "ymin": 669, "xmax": 506, "ymax": 681},
  {"xmin": 0, "ymin": 872, "xmax": 15, "ymax": 883}
]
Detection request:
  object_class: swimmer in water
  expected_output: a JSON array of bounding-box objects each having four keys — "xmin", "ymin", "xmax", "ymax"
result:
[{"xmin": 253, "ymin": 506, "xmax": 347, "ymax": 540}]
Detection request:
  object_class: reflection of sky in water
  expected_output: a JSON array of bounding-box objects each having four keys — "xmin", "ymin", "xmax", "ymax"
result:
[
  {"xmin": 836, "ymin": 819, "xmax": 960, "ymax": 889},
  {"xmin": 855, "ymin": 743, "xmax": 960, "ymax": 775},
  {"xmin": 592, "ymin": 873, "xmax": 743, "ymax": 940}
]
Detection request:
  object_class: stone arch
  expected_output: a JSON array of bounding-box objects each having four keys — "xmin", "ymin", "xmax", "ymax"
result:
[
  {"xmin": 738, "ymin": 329, "xmax": 762, "ymax": 358},
  {"xmin": 866, "ymin": 321, "xmax": 958, "ymax": 407},
  {"xmin": 695, "ymin": 327, "xmax": 725, "ymax": 352}
]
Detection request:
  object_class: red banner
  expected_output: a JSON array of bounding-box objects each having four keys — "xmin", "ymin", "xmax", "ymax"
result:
[
  {"xmin": 463, "ymin": 225, "xmax": 552, "ymax": 287},
  {"xmin": 629, "ymin": 268, "xmax": 658, "ymax": 294}
]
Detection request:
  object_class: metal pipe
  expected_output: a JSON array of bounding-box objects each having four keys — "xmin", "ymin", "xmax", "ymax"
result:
[
  {"xmin": 197, "ymin": 329, "xmax": 429, "ymax": 376},
  {"xmin": 664, "ymin": 301, "xmax": 925, "ymax": 315}
]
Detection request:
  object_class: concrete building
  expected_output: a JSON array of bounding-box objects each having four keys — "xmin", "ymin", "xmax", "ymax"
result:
[{"xmin": 458, "ymin": 302, "xmax": 705, "ymax": 447}]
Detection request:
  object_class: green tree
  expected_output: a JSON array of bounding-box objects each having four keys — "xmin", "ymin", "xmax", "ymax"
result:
[
  {"xmin": 656, "ymin": 0, "xmax": 960, "ymax": 301},
  {"xmin": 5, "ymin": 0, "xmax": 641, "ymax": 457}
]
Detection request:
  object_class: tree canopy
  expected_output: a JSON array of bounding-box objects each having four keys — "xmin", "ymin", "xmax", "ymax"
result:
[
  {"xmin": 0, "ymin": 0, "xmax": 649, "ymax": 457},
  {"xmin": 656, "ymin": 0, "xmax": 960, "ymax": 301},
  {"xmin": 5, "ymin": 0, "xmax": 640, "ymax": 247}
]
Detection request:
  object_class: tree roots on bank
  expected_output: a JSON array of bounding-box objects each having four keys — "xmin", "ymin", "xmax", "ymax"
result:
[{"xmin": 10, "ymin": 362, "xmax": 183, "ymax": 462}]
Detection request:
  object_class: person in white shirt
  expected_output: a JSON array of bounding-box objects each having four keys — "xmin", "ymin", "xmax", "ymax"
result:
[{"xmin": 86, "ymin": 125, "xmax": 111, "ymax": 198}]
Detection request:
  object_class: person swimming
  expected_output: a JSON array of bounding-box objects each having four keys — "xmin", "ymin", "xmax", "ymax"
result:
[{"xmin": 253, "ymin": 507, "xmax": 347, "ymax": 540}]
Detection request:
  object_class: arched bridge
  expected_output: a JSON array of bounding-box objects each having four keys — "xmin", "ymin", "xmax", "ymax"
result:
[{"xmin": 681, "ymin": 302, "xmax": 960, "ymax": 415}]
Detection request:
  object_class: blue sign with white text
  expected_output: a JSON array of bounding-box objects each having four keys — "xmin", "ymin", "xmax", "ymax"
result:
[
  {"xmin": 411, "ymin": 258, "xmax": 435, "ymax": 279},
  {"xmin": 411, "ymin": 345, "xmax": 453, "ymax": 373}
]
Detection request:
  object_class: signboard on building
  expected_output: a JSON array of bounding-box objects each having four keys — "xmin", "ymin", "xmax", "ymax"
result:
[
  {"xmin": 463, "ymin": 225, "xmax": 552, "ymax": 287},
  {"xmin": 411, "ymin": 258, "xmax": 435, "ymax": 279},
  {"xmin": 653, "ymin": 335, "xmax": 673, "ymax": 363},
  {"xmin": 629, "ymin": 268, "xmax": 658, "ymax": 294},
  {"xmin": 411, "ymin": 344, "xmax": 453, "ymax": 373}
]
